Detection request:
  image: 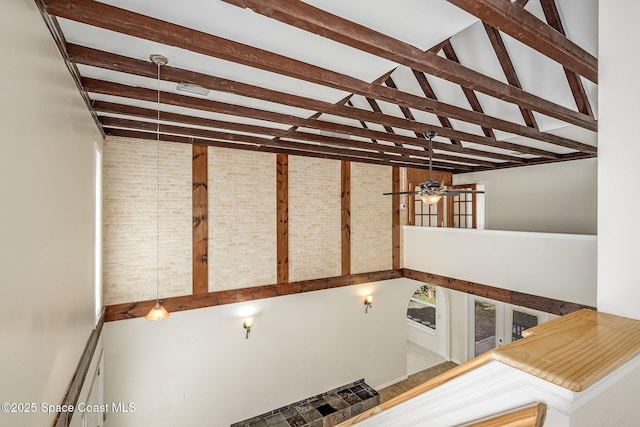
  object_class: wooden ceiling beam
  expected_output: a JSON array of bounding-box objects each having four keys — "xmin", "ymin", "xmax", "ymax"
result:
[
  {"xmin": 85, "ymin": 78, "xmax": 544, "ymax": 161},
  {"xmin": 483, "ymin": 24, "xmax": 539, "ymax": 129},
  {"xmin": 437, "ymin": 44, "xmax": 496, "ymax": 138},
  {"xmin": 104, "ymin": 128, "xmax": 463, "ymax": 171},
  {"xmin": 96, "ymin": 101, "xmax": 514, "ymax": 166},
  {"xmin": 385, "ymin": 76, "xmax": 461, "ymax": 145},
  {"xmin": 222, "ymin": 0, "xmax": 596, "ymax": 131},
  {"xmin": 446, "ymin": 0, "xmax": 597, "ymax": 83},
  {"xmin": 100, "ymin": 115, "xmax": 483, "ymax": 169},
  {"xmin": 68, "ymin": 45, "xmax": 539, "ymax": 158},
  {"xmin": 45, "ymin": 1, "xmax": 594, "ymax": 154},
  {"xmin": 539, "ymin": 0, "xmax": 594, "ymax": 117}
]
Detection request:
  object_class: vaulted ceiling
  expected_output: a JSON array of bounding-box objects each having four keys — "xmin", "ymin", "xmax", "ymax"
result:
[{"xmin": 38, "ymin": 0, "xmax": 598, "ymax": 173}]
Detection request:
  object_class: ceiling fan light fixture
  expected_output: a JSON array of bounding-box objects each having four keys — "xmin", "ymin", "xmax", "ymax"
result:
[{"xmin": 421, "ymin": 194, "xmax": 442, "ymax": 205}]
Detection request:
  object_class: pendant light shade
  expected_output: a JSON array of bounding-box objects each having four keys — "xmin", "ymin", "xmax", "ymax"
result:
[
  {"xmin": 145, "ymin": 302, "xmax": 170, "ymax": 321},
  {"xmin": 146, "ymin": 53, "xmax": 170, "ymax": 321}
]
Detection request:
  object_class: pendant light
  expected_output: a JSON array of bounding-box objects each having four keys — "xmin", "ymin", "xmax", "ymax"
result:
[{"xmin": 145, "ymin": 54, "xmax": 170, "ymax": 321}]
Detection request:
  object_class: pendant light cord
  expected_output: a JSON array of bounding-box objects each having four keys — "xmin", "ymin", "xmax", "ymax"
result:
[{"xmin": 156, "ymin": 60, "xmax": 160, "ymax": 303}]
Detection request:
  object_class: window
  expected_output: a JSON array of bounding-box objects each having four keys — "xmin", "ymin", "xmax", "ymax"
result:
[
  {"xmin": 413, "ymin": 188, "xmax": 442, "ymax": 227},
  {"xmin": 407, "ymin": 285, "xmax": 436, "ymax": 330},
  {"xmin": 450, "ymin": 184, "xmax": 477, "ymax": 229}
]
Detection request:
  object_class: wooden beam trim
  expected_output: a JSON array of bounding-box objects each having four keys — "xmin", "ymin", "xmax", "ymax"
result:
[
  {"xmin": 220, "ymin": 0, "xmax": 596, "ymax": 132},
  {"xmin": 341, "ymin": 161, "xmax": 351, "ymax": 275},
  {"xmin": 95, "ymin": 100, "xmax": 524, "ymax": 164},
  {"xmin": 401, "ymin": 268, "xmax": 594, "ymax": 316},
  {"xmin": 446, "ymin": 0, "xmax": 598, "ymax": 83},
  {"xmin": 392, "ymin": 167, "xmax": 401, "ymax": 269},
  {"xmin": 539, "ymin": 0, "xmax": 594, "ymax": 118},
  {"xmin": 52, "ymin": 315, "xmax": 104, "ymax": 427},
  {"xmin": 483, "ymin": 23, "xmax": 539, "ymax": 129},
  {"xmin": 45, "ymin": 1, "xmax": 593, "ymax": 151},
  {"xmin": 104, "ymin": 270, "xmax": 403, "ymax": 321},
  {"xmin": 386, "ymin": 76, "xmax": 460, "ymax": 145},
  {"xmin": 438, "ymin": 44, "xmax": 496, "ymax": 138},
  {"xmin": 88, "ymin": 78, "xmax": 559, "ymax": 159},
  {"xmin": 192, "ymin": 145, "xmax": 208, "ymax": 294},
  {"xmin": 101, "ymin": 116, "xmax": 476, "ymax": 170},
  {"xmin": 88, "ymin": 78, "xmax": 541, "ymax": 161},
  {"xmin": 104, "ymin": 128, "xmax": 449, "ymax": 172},
  {"xmin": 277, "ymin": 154, "xmax": 289, "ymax": 283}
]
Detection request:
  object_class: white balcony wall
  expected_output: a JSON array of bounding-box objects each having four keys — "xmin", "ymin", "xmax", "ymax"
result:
[{"xmin": 404, "ymin": 227, "xmax": 596, "ymax": 307}]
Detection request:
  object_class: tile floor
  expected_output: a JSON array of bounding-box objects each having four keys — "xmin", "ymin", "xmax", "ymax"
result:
[
  {"xmin": 377, "ymin": 341, "xmax": 456, "ymax": 403},
  {"xmin": 406, "ymin": 340, "xmax": 447, "ymax": 375}
]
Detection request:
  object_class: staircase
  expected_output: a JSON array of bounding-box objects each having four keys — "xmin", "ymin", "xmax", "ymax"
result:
[{"xmin": 338, "ymin": 310, "xmax": 640, "ymax": 426}]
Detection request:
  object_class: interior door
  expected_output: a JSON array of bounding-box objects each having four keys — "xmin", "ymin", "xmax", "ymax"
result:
[
  {"xmin": 469, "ymin": 297, "xmax": 549, "ymax": 358},
  {"xmin": 471, "ymin": 298, "xmax": 504, "ymax": 357},
  {"xmin": 448, "ymin": 184, "xmax": 477, "ymax": 229}
]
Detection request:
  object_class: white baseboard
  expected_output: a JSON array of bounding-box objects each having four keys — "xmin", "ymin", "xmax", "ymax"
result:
[{"xmin": 375, "ymin": 375, "xmax": 409, "ymax": 390}]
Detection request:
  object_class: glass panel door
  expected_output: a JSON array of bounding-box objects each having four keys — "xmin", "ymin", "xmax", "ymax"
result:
[
  {"xmin": 511, "ymin": 309, "xmax": 539, "ymax": 341},
  {"xmin": 473, "ymin": 299, "xmax": 498, "ymax": 357}
]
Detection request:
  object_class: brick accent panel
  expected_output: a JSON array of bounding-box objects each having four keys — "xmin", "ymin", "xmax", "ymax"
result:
[
  {"xmin": 208, "ymin": 147, "xmax": 277, "ymax": 291},
  {"xmin": 351, "ymin": 163, "xmax": 393, "ymax": 274},
  {"xmin": 288, "ymin": 155, "xmax": 341, "ymax": 281},
  {"xmin": 103, "ymin": 136, "xmax": 192, "ymax": 305}
]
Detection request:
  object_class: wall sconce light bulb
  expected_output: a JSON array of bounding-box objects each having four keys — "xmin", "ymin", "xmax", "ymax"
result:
[
  {"xmin": 243, "ymin": 317, "xmax": 253, "ymax": 339},
  {"xmin": 364, "ymin": 296, "xmax": 373, "ymax": 314}
]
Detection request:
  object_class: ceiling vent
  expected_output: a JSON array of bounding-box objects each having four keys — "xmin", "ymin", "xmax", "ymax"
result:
[{"xmin": 176, "ymin": 82, "xmax": 210, "ymax": 96}]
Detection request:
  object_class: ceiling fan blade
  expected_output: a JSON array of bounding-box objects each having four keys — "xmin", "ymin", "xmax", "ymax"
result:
[
  {"xmin": 382, "ymin": 191, "xmax": 420, "ymax": 195},
  {"xmin": 443, "ymin": 190, "xmax": 485, "ymax": 195}
]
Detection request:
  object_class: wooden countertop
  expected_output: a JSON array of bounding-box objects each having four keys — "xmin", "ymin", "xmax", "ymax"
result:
[{"xmin": 492, "ymin": 309, "xmax": 640, "ymax": 392}]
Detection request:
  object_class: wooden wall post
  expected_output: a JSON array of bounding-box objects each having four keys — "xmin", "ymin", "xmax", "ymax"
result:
[
  {"xmin": 341, "ymin": 161, "xmax": 351, "ymax": 275},
  {"xmin": 192, "ymin": 145, "xmax": 208, "ymax": 294},
  {"xmin": 392, "ymin": 166, "xmax": 401, "ymax": 269},
  {"xmin": 277, "ymin": 154, "xmax": 289, "ymax": 284}
]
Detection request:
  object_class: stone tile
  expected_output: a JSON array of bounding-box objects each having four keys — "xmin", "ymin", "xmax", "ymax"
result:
[
  {"xmin": 322, "ymin": 411, "xmax": 337, "ymax": 427},
  {"xmin": 308, "ymin": 420, "xmax": 323, "ymax": 427},
  {"xmin": 297, "ymin": 407, "xmax": 321, "ymax": 423},
  {"xmin": 350, "ymin": 402, "xmax": 363, "ymax": 417},
  {"xmin": 286, "ymin": 414, "xmax": 307, "ymax": 427},
  {"xmin": 324, "ymin": 394, "xmax": 348, "ymax": 411},
  {"xmin": 343, "ymin": 394, "xmax": 361, "ymax": 405},
  {"xmin": 334, "ymin": 407, "xmax": 351, "ymax": 424},
  {"xmin": 349, "ymin": 384, "xmax": 364, "ymax": 393},
  {"xmin": 265, "ymin": 413, "xmax": 288, "ymax": 425},
  {"xmin": 337, "ymin": 390, "xmax": 351, "ymax": 399},
  {"xmin": 355, "ymin": 390, "xmax": 373, "ymax": 401}
]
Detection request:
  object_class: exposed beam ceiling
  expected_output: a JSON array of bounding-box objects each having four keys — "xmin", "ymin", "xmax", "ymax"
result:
[
  {"xmin": 39, "ymin": 0, "xmax": 598, "ymax": 172},
  {"xmin": 446, "ymin": 0, "xmax": 598, "ymax": 83}
]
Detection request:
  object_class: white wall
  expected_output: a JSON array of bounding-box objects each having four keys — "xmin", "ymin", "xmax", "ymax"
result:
[
  {"xmin": 404, "ymin": 227, "xmax": 597, "ymax": 307},
  {"xmin": 0, "ymin": 1, "xmax": 103, "ymax": 425},
  {"xmin": 103, "ymin": 278, "xmax": 419, "ymax": 426},
  {"xmin": 597, "ymin": 1, "xmax": 640, "ymax": 320},
  {"xmin": 454, "ymin": 158, "xmax": 597, "ymax": 235}
]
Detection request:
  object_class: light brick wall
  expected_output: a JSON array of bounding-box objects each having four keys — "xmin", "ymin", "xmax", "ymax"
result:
[
  {"xmin": 351, "ymin": 163, "xmax": 393, "ymax": 273},
  {"xmin": 208, "ymin": 148, "xmax": 277, "ymax": 291},
  {"xmin": 103, "ymin": 136, "xmax": 192, "ymax": 305},
  {"xmin": 288, "ymin": 156, "xmax": 342, "ymax": 281}
]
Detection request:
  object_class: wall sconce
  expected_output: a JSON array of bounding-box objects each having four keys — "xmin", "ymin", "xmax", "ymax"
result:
[
  {"xmin": 364, "ymin": 296, "xmax": 373, "ymax": 314},
  {"xmin": 243, "ymin": 317, "xmax": 254, "ymax": 339}
]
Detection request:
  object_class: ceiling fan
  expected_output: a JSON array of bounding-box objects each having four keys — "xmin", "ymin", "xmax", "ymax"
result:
[{"xmin": 383, "ymin": 131, "xmax": 484, "ymax": 204}]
